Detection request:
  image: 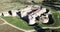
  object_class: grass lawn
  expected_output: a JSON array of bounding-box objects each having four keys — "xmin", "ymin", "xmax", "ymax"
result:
[{"xmin": 1, "ymin": 16, "xmax": 34, "ymax": 30}]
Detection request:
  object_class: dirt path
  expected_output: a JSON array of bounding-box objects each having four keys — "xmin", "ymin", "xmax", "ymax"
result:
[
  {"xmin": 0, "ymin": 23, "xmax": 6, "ymax": 25},
  {"xmin": 42, "ymin": 27, "xmax": 60, "ymax": 29}
]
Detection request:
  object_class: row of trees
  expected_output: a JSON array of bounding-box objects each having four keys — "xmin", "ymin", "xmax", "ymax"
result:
[{"xmin": 42, "ymin": 0, "xmax": 60, "ymax": 10}]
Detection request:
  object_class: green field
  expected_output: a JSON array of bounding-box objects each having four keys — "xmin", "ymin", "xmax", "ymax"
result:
[{"xmin": 1, "ymin": 16, "xmax": 34, "ymax": 30}]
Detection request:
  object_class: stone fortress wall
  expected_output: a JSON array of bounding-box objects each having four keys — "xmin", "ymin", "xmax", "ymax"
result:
[{"xmin": 0, "ymin": 5, "xmax": 52, "ymax": 25}]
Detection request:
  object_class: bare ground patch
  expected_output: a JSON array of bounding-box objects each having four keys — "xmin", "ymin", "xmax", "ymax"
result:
[
  {"xmin": 0, "ymin": 24, "xmax": 24, "ymax": 32},
  {"xmin": 0, "ymin": 18, "xmax": 4, "ymax": 24}
]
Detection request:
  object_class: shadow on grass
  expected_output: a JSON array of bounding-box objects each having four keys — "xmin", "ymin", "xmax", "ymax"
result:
[
  {"xmin": 34, "ymin": 25, "xmax": 45, "ymax": 32},
  {"xmin": 17, "ymin": 11, "xmax": 29, "ymax": 24}
]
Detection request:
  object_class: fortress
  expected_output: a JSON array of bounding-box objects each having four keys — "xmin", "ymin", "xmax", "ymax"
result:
[{"xmin": 0, "ymin": 5, "xmax": 52, "ymax": 25}]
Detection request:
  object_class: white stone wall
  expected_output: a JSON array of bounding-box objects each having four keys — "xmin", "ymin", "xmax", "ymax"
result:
[
  {"xmin": 28, "ymin": 15, "xmax": 36, "ymax": 25},
  {"xmin": 43, "ymin": 14, "xmax": 49, "ymax": 23},
  {"xmin": 1, "ymin": 10, "xmax": 19, "ymax": 16},
  {"xmin": 28, "ymin": 7, "xmax": 47, "ymax": 25},
  {"xmin": 0, "ymin": 5, "xmax": 50, "ymax": 24},
  {"xmin": 0, "ymin": 13, "xmax": 2, "ymax": 16},
  {"xmin": 20, "ymin": 7, "xmax": 32, "ymax": 17},
  {"xmin": 3, "ymin": 12, "xmax": 11, "ymax": 16},
  {"xmin": 40, "ymin": 8, "xmax": 46, "ymax": 14},
  {"xmin": 11, "ymin": 10, "xmax": 18, "ymax": 16}
]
